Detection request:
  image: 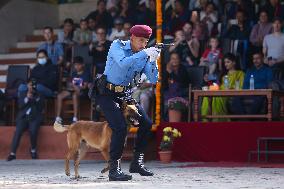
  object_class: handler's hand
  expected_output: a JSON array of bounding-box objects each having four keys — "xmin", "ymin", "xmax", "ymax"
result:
[{"xmin": 144, "ymin": 47, "xmax": 161, "ymax": 62}]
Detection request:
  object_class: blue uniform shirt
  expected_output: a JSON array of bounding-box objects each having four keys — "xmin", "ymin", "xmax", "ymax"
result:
[{"xmin": 104, "ymin": 39, "xmax": 159, "ymax": 86}]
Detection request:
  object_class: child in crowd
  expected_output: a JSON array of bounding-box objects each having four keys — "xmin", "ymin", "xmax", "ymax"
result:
[
  {"xmin": 55, "ymin": 56, "xmax": 91, "ymax": 124},
  {"xmin": 199, "ymin": 37, "xmax": 223, "ymax": 81},
  {"xmin": 73, "ymin": 18, "xmax": 92, "ymax": 46}
]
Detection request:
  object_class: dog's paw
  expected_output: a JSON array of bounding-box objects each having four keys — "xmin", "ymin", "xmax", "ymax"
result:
[{"xmin": 65, "ymin": 172, "xmax": 70, "ymax": 177}]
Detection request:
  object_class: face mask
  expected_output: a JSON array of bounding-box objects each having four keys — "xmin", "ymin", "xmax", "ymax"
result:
[{"xmin": 38, "ymin": 58, "xmax": 47, "ymax": 65}]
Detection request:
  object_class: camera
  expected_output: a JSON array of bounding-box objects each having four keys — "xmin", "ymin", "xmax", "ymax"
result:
[
  {"xmin": 30, "ymin": 78, "xmax": 37, "ymax": 95},
  {"xmin": 72, "ymin": 78, "xmax": 83, "ymax": 87}
]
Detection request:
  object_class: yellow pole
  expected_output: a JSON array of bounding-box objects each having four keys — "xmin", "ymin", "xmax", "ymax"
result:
[{"xmin": 155, "ymin": 0, "xmax": 162, "ymax": 127}]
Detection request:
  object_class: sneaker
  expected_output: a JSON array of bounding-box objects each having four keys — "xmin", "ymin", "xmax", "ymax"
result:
[
  {"xmin": 7, "ymin": 154, "xmax": 16, "ymax": 161},
  {"xmin": 30, "ymin": 149, "xmax": 38, "ymax": 159},
  {"xmin": 72, "ymin": 117, "xmax": 78, "ymax": 123},
  {"xmin": 31, "ymin": 151, "xmax": 38, "ymax": 159},
  {"xmin": 55, "ymin": 116, "xmax": 63, "ymax": 125}
]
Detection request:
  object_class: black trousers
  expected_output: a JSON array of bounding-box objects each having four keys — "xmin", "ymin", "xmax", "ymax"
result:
[
  {"xmin": 230, "ymin": 96, "xmax": 266, "ymax": 115},
  {"xmin": 10, "ymin": 116, "xmax": 42, "ymax": 153},
  {"xmin": 96, "ymin": 91, "xmax": 152, "ymax": 160}
]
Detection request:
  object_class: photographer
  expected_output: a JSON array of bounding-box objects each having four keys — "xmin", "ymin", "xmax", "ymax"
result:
[
  {"xmin": 18, "ymin": 49, "xmax": 59, "ymax": 98},
  {"xmin": 169, "ymin": 26, "xmax": 200, "ymax": 67},
  {"xmin": 55, "ymin": 56, "xmax": 91, "ymax": 124},
  {"xmin": 7, "ymin": 79, "xmax": 44, "ymax": 161}
]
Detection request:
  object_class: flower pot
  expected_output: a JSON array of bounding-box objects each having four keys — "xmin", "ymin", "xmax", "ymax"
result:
[{"xmin": 158, "ymin": 151, "xmax": 172, "ymax": 163}]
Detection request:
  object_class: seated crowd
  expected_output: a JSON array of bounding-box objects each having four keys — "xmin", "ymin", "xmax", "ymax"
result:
[{"xmin": 5, "ymin": 0, "xmax": 284, "ymax": 160}]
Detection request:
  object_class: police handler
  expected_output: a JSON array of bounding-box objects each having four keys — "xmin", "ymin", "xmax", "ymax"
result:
[{"xmin": 95, "ymin": 25, "xmax": 160, "ymax": 181}]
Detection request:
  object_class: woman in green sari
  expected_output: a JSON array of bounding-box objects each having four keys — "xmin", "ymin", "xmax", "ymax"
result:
[{"xmin": 201, "ymin": 53, "xmax": 245, "ymax": 121}]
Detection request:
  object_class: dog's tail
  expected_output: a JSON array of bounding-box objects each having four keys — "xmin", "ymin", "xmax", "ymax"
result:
[{"xmin": 53, "ymin": 122, "xmax": 69, "ymax": 133}]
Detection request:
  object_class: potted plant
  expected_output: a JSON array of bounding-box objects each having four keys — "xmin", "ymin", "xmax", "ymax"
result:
[{"xmin": 158, "ymin": 126, "xmax": 182, "ymax": 163}]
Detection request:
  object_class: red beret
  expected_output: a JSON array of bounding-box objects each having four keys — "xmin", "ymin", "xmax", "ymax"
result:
[{"xmin": 130, "ymin": 25, "xmax": 152, "ymax": 39}]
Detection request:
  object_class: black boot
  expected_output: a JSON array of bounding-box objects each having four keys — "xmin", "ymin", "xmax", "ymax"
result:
[
  {"xmin": 109, "ymin": 159, "xmax": 132, "ymax": 181},
  {"xmin": 129, "ymin": 152, "xmax": 154, "ymax": 176}
]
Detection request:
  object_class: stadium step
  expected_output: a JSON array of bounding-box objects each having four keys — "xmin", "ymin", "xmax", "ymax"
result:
[
  {"xmin": 0, "ymin": 52, "xmax": 36, "ymax": 60},
  {"xmin": 0, "ymin": 82, "xmax": 6, "ymax": 88},
  {"xmin": 0, "ymin": 70, "xmax": 7, "ymax": 75},
  {"xmin": 33, "ymin": 29, "xmax": 60, "ymax": 35},
  {"xmin": 9, "ymin": 47, "xmax": 37, "ymax": 53},
  {"xmin": 16, "ymin": 41, "xmax": 44, "ymax": 48},
  {"xmin": 0, "ymin": 58, "xmax": 35, "ymax": 64},
  {"xmin": 0, "ymin": 126, "xmax": 140, "ymax": 160}
]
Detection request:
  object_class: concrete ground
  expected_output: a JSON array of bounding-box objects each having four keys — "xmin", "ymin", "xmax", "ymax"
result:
[{"xmin": 0, "ymin": 160, "xmax": 284, "ymax": 189}]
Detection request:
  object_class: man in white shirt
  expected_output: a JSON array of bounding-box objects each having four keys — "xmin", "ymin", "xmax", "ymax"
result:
[{"xmin": 263, "ymin": 17, "xmax": 284, "ymax": 67}]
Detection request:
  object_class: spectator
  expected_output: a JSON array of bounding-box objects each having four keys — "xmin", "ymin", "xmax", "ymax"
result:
[
  {"xmin": 57, "ymin": 18, "xmax": 74, "ymax": 45},
  {"xmin": 37, "ymin": 26, "xmax": 64, "ymax": 65},
  {"xmin": 230, "ymin": 52, "xmax": 273, "ymax": 115},
  {"xmin": 189, "ymin": 0, "xmax": 220, "ymax": 12},
  {"xmin": 182, "ymin": 21, "xmax": 194, "ymax": 40},
  {"xmin": 132, "ymin": 73, "xmax": 153, "ymax": 114},
  {"xmin": 108, "ymin": 17, "xmax": 125, "ymax": 41},
  {"xmin": 136, "ymin": 1, "xmax": 151, "ymax": 25},
  {"xmin": 201, "ymin": 53, "xmax": 244, "ymax": 121},
  {"xmin": 163, "ymin": 52, "xmax": 189, "ymax": 122},
  {"xmin": 57, "ymin": 18, "xmax": 75, "ymax": 67},
  {"xmin": 223, "ymin": 0, "xmax": 255, "ymax": 22},
  {"xmin": 189, "ymin": 0, "xmax": 208, "ymax": 12},
  {"xmin": 73, "ymin": 18, "xmax": 92, "ymax": 46},
  {"xmin": 86, "ymin": 0, "xmax": 113, "ymax": 30},
  {"xmin": 121, "ymin": 22, "xmax": 132, "ymax": 40},
  {"xmin": 116, "ymin": 0, "xmax": 135, "ymax": 24},
  {"xmin": 89, "ymin": 27, "xmax": 112, "ymax": 77},
  {"xmin": 55, "ymin": 56, "xmax": 91, "ymax": 124},
  {"xmin": 169, "ymin": 29, "xmax": 200, "ymax": 67},
  {"xmin": 261, "ymin": 0, "xmax": 284, "ymax": 22},
  {"xmin": 18, "ymin": 50, "xmax": 59, "ymax": 98},
  {"xmin": 88, "ymin": 17, "xmax": 97, "ymax": 42},
  {"xmin": 7, "ymin": 79, "xmax": 44, "ymax": 161},
  {"xmin": 250, "ymin": 10, "xmax": 273, "ymax": 53},
  {"xmin": 263, "ymin": 17, "xmax": 284, "ymax": 73},
  {"xmin": 200, "ymin": 2, "xmax": 218, "ymax": 36},
  {"xmin": 190, "ymin": 10, "xmax": 209, "ymax": 42},
  {"xmin": 199, "ymin": 37, "xmax": 223, "ymax": 80},
  {"xmin": 243, "ymin": 52, "xmax": 273, "ymax": 90},
  {"xmin": 146, "ymin": 0, "xmax": 156, "ymax": 28},
  {"xmin": 168, "ymin": 0, "xmax": 190, "ymax": 35},
  {"xmin": 106, "ymin": 0, "xmax": 119, "ymax": 17},
  {"xmin": 225, "ymin": 10, "xmax": 251, "ymax": 40}
]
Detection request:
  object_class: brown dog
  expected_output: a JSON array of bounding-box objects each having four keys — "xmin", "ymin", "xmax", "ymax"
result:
[{"xmin": 53, "ymin": 102, "xmax": 140, "ymax": 179}]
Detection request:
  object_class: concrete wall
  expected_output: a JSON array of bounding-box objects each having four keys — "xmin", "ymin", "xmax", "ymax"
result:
[
  {"xmin": 0, "ymin": 0, "xmax": 58, "ymax": 53},
  {"xmin": 0, "ymin": 0, "xmax": 99, "ymax": 53},
  {"xmin": 58, "ymin": 1, "xmax": 97, "ymax": 24}
]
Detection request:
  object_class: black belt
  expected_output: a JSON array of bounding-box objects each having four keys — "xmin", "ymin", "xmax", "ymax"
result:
[{"xmin": 106, "ymin": 82, "xmax": 129, "ymax": 93}]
